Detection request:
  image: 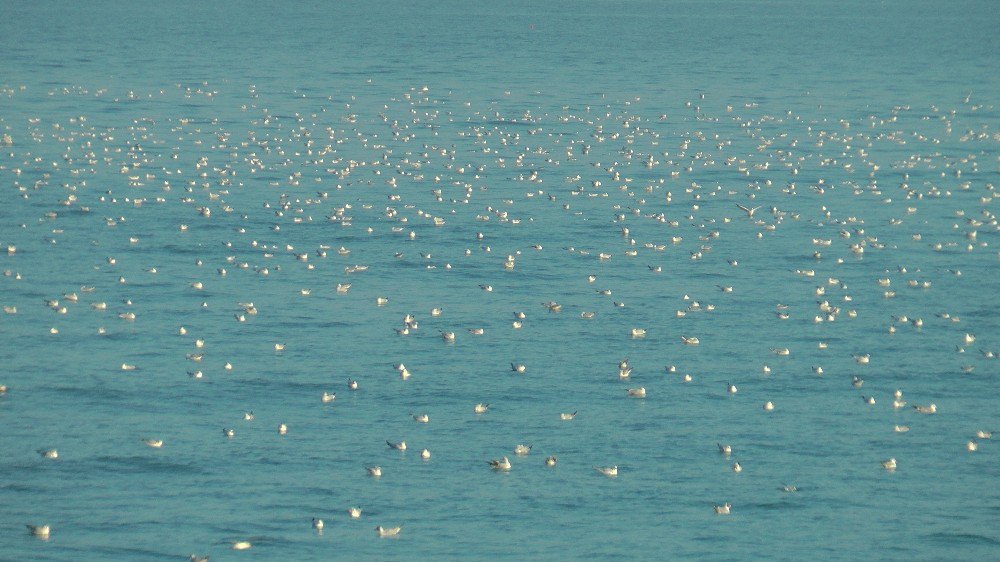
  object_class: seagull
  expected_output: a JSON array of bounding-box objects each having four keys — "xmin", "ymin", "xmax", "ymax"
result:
[
  {"xmin": 26, "ymin": 524, "xmax": 51, "ymax": 540},
  {"xmin": 511, "ymin": 362, "xmax": 526, "ymax": 373},
  {"xmin": 718, "ymin": 444, "xmax": 732, "ymax": 456},
  {"xmin": 322, "ymin": 392, "xmax": 336, "ymax": 403},
  {"xmin": 348, "ymin": 379, "xmax": 359, "ymax": 390},
  {"xmin": 312, "ymin": 518, "xmax": 324, "ymax": 530},
  {"xmin": 348, "ymin": 507, "xmax": 363, "ymax": 519},
  {"xmin": 913, "ymin": 403, "xmax": 937, "ymax": 414},
  {"xmin": 375, "ymin": 526, "xmax": 401, "ymax": 537},
  {"xmin": 736, "ymin": 203, "xmax": 762, "ymax": 217},
  {"xmin": 976, "ymin": 430, "xmax": 992, "ymax": 439},
  {"xmin": 421, "ymin": 448, "xmax": 431, "ymax": 459},
  {"xmin": 474, "ymin": 403, "xmax": 489, "ymax": 414},
  {"xmin": 732, "ymin": 462, "xmax": 743, "ymax": 473},
  {"xmin": 37, "ymin": 448, "xmax": 58, "ymax": 459},
  {"xmin": 223, "ymin": 428, "xmax": 235, "ymax": 438},
  {"xmin": 514, "ymin": 444, "xmax": 532, "ymax": 456},
  {"xmin": 781, "ymin": 485, "xmax": 798, "ymax": 493},
  {"xmin": 490, "ymin": 456, "xmax": 512, "ymax": 471},
  {"xmin": 894, "ymin": 425, "xmax": 910, "ymax": 433},
  {"xmin": 366, "ymin": 466, "xmax": 383, "ymax": 477},
  {"xmin": 387, "ymin": 440, "xmax": 407, "ymax": 450},
  {"xmin": 560, "ymin": 411, "xmax": 578, "ymax": 420},
  {"xmin": 412, "ymin": 414, "xmax": 429, "ymax": 423},
  {"xmin": 714, "ymin": 503, "xmax": 732, "ymax": 515},
  {"xmin": 231, "ymin": 541, "xmax": 252, "ymax": 550},
  {"xmin": 143, "ymin": 439, "xmax": 164, "ymax": 448},
  {"xmin": 545, "ymin": 456, "xmax": 557, "ymax": 467},
  {"xmin": 882, "ymin": 458, "xmax": 897, "ymax": 471},
  {"xmin": 595, "ymin": 465, "xmax": 618, "ymax": 477},
  {"xmin": 626, "ymin": 387, "xmax": 646, "ymax": 398}
]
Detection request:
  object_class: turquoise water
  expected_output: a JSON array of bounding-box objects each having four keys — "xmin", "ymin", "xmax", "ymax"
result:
[{"xmin": 1, "ymin": 1, "xmax": 998, "ymax": 559}]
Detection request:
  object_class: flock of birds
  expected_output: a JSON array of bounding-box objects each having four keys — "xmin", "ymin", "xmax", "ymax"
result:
[{"xmin": 1, "ymin": 81, "xmax": 996, "ymax": 557}]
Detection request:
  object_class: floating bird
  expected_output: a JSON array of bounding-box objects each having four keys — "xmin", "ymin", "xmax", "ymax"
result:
[
  {"xmin": 490, "ymin": 456, "xmax": 512, "ymax": 471},
  {"xmin": 595, "ymin": 465, "xmax": 618, "ymax": 477},
  {"xmin": 26, "ymin": 524, "xmax": 51, "ymax": 540},
  {"xmin": 375, "ymin": 526, "xmax": 401, "ymax": 537}
]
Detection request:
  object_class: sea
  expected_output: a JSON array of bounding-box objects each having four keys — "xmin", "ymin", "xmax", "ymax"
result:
[{"xmin": 0, "ymin": 1, "xmax": 997, "ymax": 560}]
